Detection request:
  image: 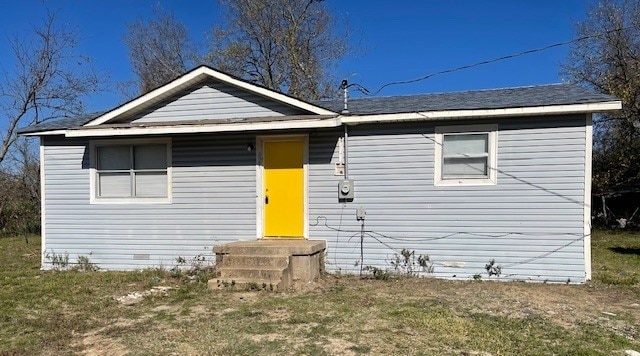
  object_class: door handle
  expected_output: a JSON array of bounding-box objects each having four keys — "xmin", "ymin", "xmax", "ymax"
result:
[{"xmin": 265, "ymin": 195, "xmax": 269, "ymax": 204}]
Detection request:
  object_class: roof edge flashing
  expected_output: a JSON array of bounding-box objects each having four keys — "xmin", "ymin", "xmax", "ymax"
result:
[{"xmin": 341, "ymin": 101, "xmax": 622, "ymax": 125}]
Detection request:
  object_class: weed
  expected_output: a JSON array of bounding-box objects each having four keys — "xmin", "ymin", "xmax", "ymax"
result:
[
  {"xmin": 363, "ymin": 265, "xmax": 391, "ymax": 280},
  {"xmin": 390, "ymin": 248, "xmax": 434, "ymax": 276},
  {"xmin": 44, "ymin": 250, "xmax": 69, "ymax": 270},
  {"xmin": 72, "ymin": 255, "xmax": 99, "ymax": 272},
  {"xmin": 485, "ymin": 259, "xmax": 502, "ymax": 277},
  {"xmin": 473, "ymin": 273, "xmax": 482, "ymax": 281},
  {"xmin": 171, "ymin": 254, "xmax": 216, "ymax": 284}
]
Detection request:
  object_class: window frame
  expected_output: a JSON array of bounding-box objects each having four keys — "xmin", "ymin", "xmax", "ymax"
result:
[
  {"xmin": 434, "ymin": 124, "xmax": 497, "ymax": 186},
  {"xmin": 89, "ymin": 138, "xmax": 172, "ymax": 204}
]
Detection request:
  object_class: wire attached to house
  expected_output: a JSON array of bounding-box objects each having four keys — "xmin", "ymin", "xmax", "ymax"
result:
[
  {"xmin": 313, "ymin": 214, "xmax": 590, "ymax": 273},
  {"xmin": 320, "ymin": 23, "xmax": 626, "ymax": 274}
]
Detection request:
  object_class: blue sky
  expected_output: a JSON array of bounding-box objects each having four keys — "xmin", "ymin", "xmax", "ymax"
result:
[{"xmin": 0, "ymin": 1, "xmax": 591, "ymax": 112}]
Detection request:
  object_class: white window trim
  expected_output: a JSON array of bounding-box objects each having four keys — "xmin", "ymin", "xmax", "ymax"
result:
[
  {"xmin": 89, "ymin": 138, "xmax": 172, "ymax": 204},
  {"xmin": 434, "ymin": 124, "xmax": 498, "ymax": 186}
]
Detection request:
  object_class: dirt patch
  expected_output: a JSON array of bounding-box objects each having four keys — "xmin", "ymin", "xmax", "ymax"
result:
[
  {"xmin": 74, "ymin": 319, "xmax": 137, "ymax": 356},
  {"xmin": 322, "ymin": 337, "xmax": 357, "ymax": 355},
  {"xmin": 114, "ymin": 286, "xmax": 172, "ymax": 306}
]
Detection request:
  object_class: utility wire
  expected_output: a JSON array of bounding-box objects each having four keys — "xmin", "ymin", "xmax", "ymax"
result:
[{"xmin": 356, "ymin": 25, "xmax": 636, "ymax": 96}]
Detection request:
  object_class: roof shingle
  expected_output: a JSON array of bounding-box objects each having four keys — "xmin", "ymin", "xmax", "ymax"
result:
[
  {"xmin": 17, "ymin": 112, "xmax": 104, "ymax": 134},
  {"xmin": 18, "ymin": 84, "xmax": 617, "ymax": 134},
  {"xmin": 315, "ymin": 84, "xmax": 617, "ymax": 115}
]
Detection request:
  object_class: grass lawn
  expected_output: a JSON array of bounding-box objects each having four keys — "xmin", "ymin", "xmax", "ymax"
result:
[{"xmin": 0, "ymin": 231, "xmax": 639, "ymax": 355}]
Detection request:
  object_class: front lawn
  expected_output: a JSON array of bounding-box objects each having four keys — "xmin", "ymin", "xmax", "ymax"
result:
[{"xmin": 0, "ymin": 231, "xmax": 638, "ymax": 355}]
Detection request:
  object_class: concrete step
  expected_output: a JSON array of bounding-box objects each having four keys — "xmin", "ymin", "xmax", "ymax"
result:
[
  {"xmin": 209, "ymin": 277, "xmax": 283, "ymax": 291},
  {"xmin": 218, "ymin": 254, "xmax": 290, "ymax": 268},
  {"xmin": 218, "ymin": 266, "xmax": 286, "ymax": 280},
  {"xmin": 209, "ymin": 239, "xmax": 325, "ymax": 292},
  {"xmin": 214, "ymin": 240, "xmax": 326, "ymax": 256}
]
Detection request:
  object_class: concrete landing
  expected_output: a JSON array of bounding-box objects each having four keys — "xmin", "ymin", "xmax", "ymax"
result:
[{"xmin": 210, "ymin": 239, "xmax": 326, "ymax": 291}]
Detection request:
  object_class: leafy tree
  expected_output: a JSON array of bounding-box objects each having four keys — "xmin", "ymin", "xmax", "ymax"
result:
[
  {"xmin": 124, "ymin": 7, "xmax": 192, "ymax": 94},
  {"xmin": 563, "ymin": 0, "xmax": 640, "ymax": 195},
  {"xmin": 208, "ymin": 0, "xmax": 347, "ymax": 100},
  {"xmin": 0, "ymin": 11, "xmax": 98, "ymax": 166}
]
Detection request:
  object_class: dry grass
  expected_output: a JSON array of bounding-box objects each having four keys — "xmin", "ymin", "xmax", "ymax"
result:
[{"xmin": 0, "ymin": 231, "xmax": 639, "ymax": 355}]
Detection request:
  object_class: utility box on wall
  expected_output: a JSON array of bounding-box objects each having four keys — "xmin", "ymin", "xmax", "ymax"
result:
[{"xmin": 338, "ymin": 179, "xmax": 354, "ymax": 201}]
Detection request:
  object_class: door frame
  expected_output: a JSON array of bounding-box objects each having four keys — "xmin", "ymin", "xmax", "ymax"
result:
[{"xmin": 256, "ymin": 134, "xmax": 309, "ymax": 239}]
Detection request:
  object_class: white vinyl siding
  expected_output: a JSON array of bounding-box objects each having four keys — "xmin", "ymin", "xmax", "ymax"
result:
[
  {"xmin": 41, "ymin": 115, "xmax": 589, "ymax": 282},
  {"xmin": 42, "ymin": 134, "xmax": 254, "ymax": 269},
  {"xmin": 435, "ymin": 124, "xmax": 497, "ymax": 186},
  {"xmin": 91, "ymin": 139, "xmax": 171, "ymax": 203},
  {"xmin": 128, "ymin": 79, "xmax": 305, "ymax": 124},
  {"xmin": 309, "ymin": 117, "xmax": 588, "ymax": 283}
]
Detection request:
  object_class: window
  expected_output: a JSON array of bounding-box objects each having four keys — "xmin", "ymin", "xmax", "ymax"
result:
[
  {"xmin": 434, "ymin": 124, "xmax": 497, "ymax": 186},
  {"xmin": 91, "ymin": 139, "xmax": 171, "ymax": 203}
]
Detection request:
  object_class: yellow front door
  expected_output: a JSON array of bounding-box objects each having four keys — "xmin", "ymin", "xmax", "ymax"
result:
[{"xmin": 263, "ymin": 140, "xmax": 304, "ymax": 238}]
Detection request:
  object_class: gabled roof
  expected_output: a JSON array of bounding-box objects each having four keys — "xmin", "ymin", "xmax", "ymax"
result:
[
  {"xmin": 315, "ymin": 84, "xmax": 618, "ymax": 114},
  {"xmin": 18, "ymin": 76, "xmax": 621, "ymax": 137},
  {"xmin": 83, "ymin": 65, "xmax": 336, "ymax": 127}
]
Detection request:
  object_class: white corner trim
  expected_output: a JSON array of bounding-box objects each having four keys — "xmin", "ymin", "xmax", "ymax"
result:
[
  {"xmin": 88, "ymin": 137, "xmax": 173, "ymax": 204},
  {"xmin": 255, "ymin": 137, "xmax": 262, "ymax": 240},
  {"xmin": 434, "ymin": 124, "xmax": 498, "ymax": 187},
  {"xmin": 84, "ymin": 66, "xmax": 335, "ymax": 127},
  {"xmin": 66, "ymin": 117, "xmax": 341, "ymax": 137},
  {"xmin": 584, "ymin": 113, "xmax": 593, "ymax": 280},
  {"xmin": 39, "ymin": 138, "xmax": 46, "ymax": 269},
  {"xmin": 341, "ymin": 101, "xmax": 622, "ymax": 125}
]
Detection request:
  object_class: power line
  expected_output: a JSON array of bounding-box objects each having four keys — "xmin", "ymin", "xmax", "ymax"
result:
[
  {"xmin": 356, "ymin": 25, "xmax": 636, "ymax": 96},
  {"xmin": 323, "ymin": 23, "xmax": 623, "ymax": 273}
]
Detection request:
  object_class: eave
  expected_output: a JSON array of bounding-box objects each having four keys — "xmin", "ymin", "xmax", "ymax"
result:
[{"xmin": 59, "ymin": 101, "xmax": 621, "ymax": 138}]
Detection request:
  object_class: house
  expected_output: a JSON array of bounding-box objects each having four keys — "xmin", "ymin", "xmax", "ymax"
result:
[{"xmin": 19, "ymin": 65, "xmax": 621, "ymax": 285}]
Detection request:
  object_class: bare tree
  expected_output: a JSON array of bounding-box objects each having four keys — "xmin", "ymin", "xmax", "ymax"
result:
[
  {"xmin": 208, "ymin": 0, "xmax": 347, "ymax": 100},
  {"xmin": 562, "ymin": 0, "xmax": 640, "ymax": 197},
  {"xmin": 0, "ymin": 11, "xmax": 98, "ymax": 166},
  {"xmin": 124, "ymin": 7, "xmax": 192, "ymax": 94},
  {"xmin": 0, "ymin": 138, "xmax": 40, "ymax": 239}
]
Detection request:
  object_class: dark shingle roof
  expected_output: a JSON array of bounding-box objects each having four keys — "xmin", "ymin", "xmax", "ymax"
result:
[
  {"xmin": 17, "ymin": 112, "xmax": 104, "ymax": 134},
  {"xmin": 17, "ymin": 84, "xmax": 617, "ymax": 134},
  {"xmin": 315, "ymin": 84, "xmax": 618, "ymax": 115}
]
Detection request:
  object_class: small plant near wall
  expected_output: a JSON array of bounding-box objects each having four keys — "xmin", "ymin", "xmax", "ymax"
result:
[
  {"xmin": 485, "ymin": 259, "xmax": 502, "ymax": 278},
  {"xmin": 417, "ymin": 254, "xmax": 435, "ymax": 274},
  {"xmin": 45, "ymin": 251, "xmax": 99, "ymax": 272},
  {"xmin": 364, "ymin": 248, "xmax": 435, "ymax": 280},
  {"xmin": 363, "ymin": 265, "xmax": 391, "ymax": 280},
  {"xmin": 44, "ymin": 250, "xmax": 70, "ymax": 270},
  {"xmin": 171, "ymin": 254, "xmax": 216, "ymax": 284},
  {"xmin": 390, "ymin": 249, "xmax": 434, "ymax": 276},
  {"xmin": 73, "ymin": 255, "xmax": 99, "ymax": 272}
]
